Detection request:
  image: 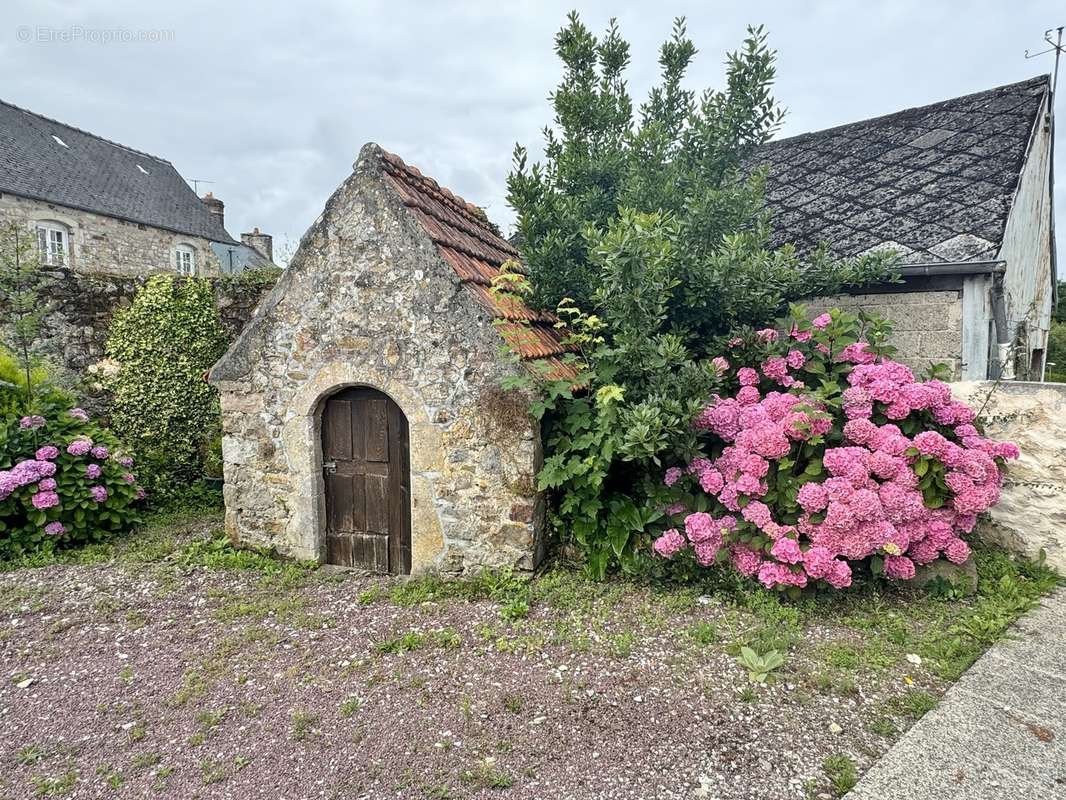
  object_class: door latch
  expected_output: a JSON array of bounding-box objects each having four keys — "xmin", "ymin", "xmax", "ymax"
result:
[{"xmin": 323, "ymin": 459, "xmax": 337, "ymax": 475}]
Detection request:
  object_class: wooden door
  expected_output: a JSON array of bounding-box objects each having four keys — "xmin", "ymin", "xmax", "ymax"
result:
[{"xmin": 321, "ymin": 387, "xmax": 411, "ymax": 574}]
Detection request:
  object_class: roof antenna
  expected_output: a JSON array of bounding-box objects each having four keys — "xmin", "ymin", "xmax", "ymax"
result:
[
  {"xmin": 1025, "ymin": 26, "xmax": 1064, "ymax": 92},
  {"xmin": 190, "ymin": 178, "xmax": 214, "ymax": 194}
]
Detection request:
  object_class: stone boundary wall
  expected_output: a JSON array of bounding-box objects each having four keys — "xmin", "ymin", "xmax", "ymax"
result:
[
  {"xmin": 807, "ymin": 290, "xmax": 964, "ymax": 378},
  {"xmin": 21, "ymin": 267, "xmax": 273, "ymax": 378},
  {"xmin": 953, "ymin": 380, "xmax": 1066, "ymax": 574}
]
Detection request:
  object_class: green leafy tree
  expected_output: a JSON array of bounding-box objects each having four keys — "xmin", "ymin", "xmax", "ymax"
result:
[
  {"xmin": 105, "ymin": 275, "xmax": 228, "ymax": 494},
  {"xmin": 503, "ymin": 15, "xmax": 897, "ymax": 576},
  {"xmin": 0, "ymin": 223, "xmax": 53, "ymax": 412}
]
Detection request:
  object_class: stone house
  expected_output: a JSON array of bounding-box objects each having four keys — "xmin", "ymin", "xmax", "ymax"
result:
[
  {"xmin": 0, "ymin": 99, "xmax": 274, "ymax": 277},
  {"xmin": 754, "ymin": 75, "xmax": 1056, "ymax": 381},
  {"xmin": 210, "ymin": 145, "xmax": 573, "ymax": 574}
]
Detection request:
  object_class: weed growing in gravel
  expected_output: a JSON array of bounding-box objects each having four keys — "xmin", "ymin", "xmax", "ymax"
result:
[
  {"xmin": 886, "ymin": 689, "xmax": 938, "ymax": 720},
  {"xmin": 31, "ymin": 769, "xmax": 77, "ymax": 796},
  {"xmin": 290, "ymin": 709, "xmax": 320, "ymax": 740},
  {"xmin": 234, "ymin": 755, "xmax": 252, "ymax": 771},
  {"xmin": 200, "ymin": 758, "xmax": 226, "ymax": 784},
  {"xmin": 502, "ymin": 692, "xmax": 523, "ymax": 713},
  {"xmin": 867, "ymin": 715, "xmax": 898, "ymax": 738},
  {"xmin": 736, "ymin": 647, "xmax": 786, "ymax": 683},
  {"xmin": 340, "ymin": 696, "xmax": 364, "ymax": 717},
  {"xmin": 390, "ymin": 568, "xmax": 532, "ymax": 622},
  {"xmin": 376, "ymin": 628, "xmax": 462, "ymax": 654},
  {"xmin": 95, "ymin": 764, "xmax": 123, "ymax": 790},
  {"xmin": 17, "ymin": 744, "xmax": 47, "ymax": 765},
  {"xmin": 460, "ymin": 757, "xmax": 513, "ymax": 789},
  {"xmin": 686, "ymin": 621, "xmax": 719, "ymax": 645},
  {"xmin": 128, "ymin": 753, "xmax": 160, "ymax": 771},
  {"xmin": 822, "ymin": 753, "xmax": 858, "ymax": 796}
]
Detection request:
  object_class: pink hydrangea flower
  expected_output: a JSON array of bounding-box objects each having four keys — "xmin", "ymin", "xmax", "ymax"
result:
[
  {"xmin": 90, "ymin": 485, "xmax": 108, "ymax": 503},
  {"xmin": 825, "ymin": 559, "xmax": 853, "ymax": 589},
  {"xmin": 20, "ymin": 415, "xmax": 45, "ymax": 429},
  {"xmin": 69, "ymin": 408, "xmax": 89, "ymax": 421},
  {"xmin": 771, "ymin": 537, "xmax": 803, "ymax": 564},
  {"xmin": 90, "ymin": 446, "xmax": 109, "ymax": 460},
  {"xmin": 653, "ymin": 528, "xmax": 685, "ymax": 558},
  {"xmin": 67, "ymin": 439, "xmax": 93, "ymax": 456},
  {"xmin": 44, "ymin": 521, "xmax": 66, "ymax": 536},
  {"xmin": 37, "ymin": 478, "xmax": 57, "ymax": 491},
  {"xmin": 944, "ymin": 538, "xmax": 972, "ymax": 564},
  {"xmin": 789, "ymin": 324, "xmax": 812, "ymax": 342},
  {"xmin": 32, "ymin": 491, "xmax": 60, "ymax": 509},
  {"xmin": 664, "ymin": 467, "xmax": 683, "ymax": 487},
  {"xmin": 35, "ymin": 446, "xmax": 60, "ymax": 460},
  {"xmin": 730, "ymin": 548, "xmax": 762, "ymax": 577},
  {"xmin": 737, "ymin": 367, "xmax": 759, "ymax": 386},
  {"xmin": 711, "ymin": 356, "xmax": 729, "ymax": 373},
  {"xmin": 812, "ymin": 313, "xmax": 832, "ymax": 329},
  {"xmin": 756, "ymin": 328, "xmax": 779, "ymax": 343},
  {"xmin": 884, "ymin": 555, "xmax": 916, "ymax": 580},
  {"xmin": 86, "ymin": 463, "xmax": 103, "ymax": 479}
]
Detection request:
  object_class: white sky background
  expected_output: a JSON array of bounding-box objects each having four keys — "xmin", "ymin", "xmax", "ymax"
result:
[{"xmin": 2, "ymin": 1, "xmax": 1063, "ymax": 261}]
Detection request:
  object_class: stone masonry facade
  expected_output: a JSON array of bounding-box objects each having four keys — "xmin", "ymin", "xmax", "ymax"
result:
[
  {"xmin": 210, "ymin": 145, "xmax": 543, "ymax": 574},
  {"xmin": 0, "ymin": 192, "xmax": 223, "ymax": 277},
  {"xmin": 806, "ymin": 290, "xmax": 964, "ymax": 378},
  {"xmin": 952, "ymin": 381, "xmax": 1066, "ymax": 575}
]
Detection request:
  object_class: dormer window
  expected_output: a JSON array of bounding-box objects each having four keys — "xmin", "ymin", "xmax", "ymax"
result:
[
  {"xmin": 36, "ymin": 221, "xmax": 68, "ymax": 266},
  {"xmin": 174, "ymin": 244, "xmax": 196, "ymax": 276}
]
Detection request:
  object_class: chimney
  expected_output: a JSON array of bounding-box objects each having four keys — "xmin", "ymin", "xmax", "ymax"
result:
[
  {"xmin": 241, "ymin": 227, "xmax": 274, "ymax": 262},
  {"xmin": 201, "ymin": 192, "xmax": 224, "ymax": 227}
]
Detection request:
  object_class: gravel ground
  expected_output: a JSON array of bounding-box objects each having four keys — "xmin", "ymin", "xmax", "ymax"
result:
[{"xmin": 0, "ymin": 515, "xmax": 954, "ymax": 800}]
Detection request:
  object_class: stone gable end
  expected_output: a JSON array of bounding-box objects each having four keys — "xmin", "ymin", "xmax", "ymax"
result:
[{"xmin": 210, "ymin": 143, "xmax": 544, "ymax": 574}]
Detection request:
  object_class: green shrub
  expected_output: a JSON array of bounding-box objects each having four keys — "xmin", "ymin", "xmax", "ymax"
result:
[{"xmin": 104, "ymin": 275, "xmax": 228, "ymax": 497}]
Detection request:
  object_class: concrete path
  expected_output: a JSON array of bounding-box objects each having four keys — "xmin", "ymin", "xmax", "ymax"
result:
[{"xmin": 848, "ymin": 590, "xmax": 1066, "ymax": 799}]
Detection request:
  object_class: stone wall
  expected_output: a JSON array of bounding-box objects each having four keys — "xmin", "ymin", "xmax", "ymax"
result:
[
  {"xmin": 0, "ymin": 192, "xmax": 222, "ymax": 277},
  {"xmin": 952, "ymin": 380, "xmax": 1066, "ymax": 574},
  {"xmin": 807, "ymin": 290, "xmax": 964, "ymax": 377},
  {"xmin": 210, "ymin": 147, "xmax": 542, "ymax": 575},
  {"xmin": 21, "ymin": 267, "xmax": 272, "ymax": 379}
]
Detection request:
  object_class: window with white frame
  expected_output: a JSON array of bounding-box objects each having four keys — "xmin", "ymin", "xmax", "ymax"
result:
[
  {"xmin": 36, "ymin": 222, "xmax": 68, "ymax": 266},
  {"xmin": 174, "ymin": 244, "xmax": 196, "ymax": 276}
]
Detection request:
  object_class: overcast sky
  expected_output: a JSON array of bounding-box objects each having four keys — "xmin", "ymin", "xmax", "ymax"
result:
[{"xmin": 3, "ymin": 1, "xmax": 1062, "ymax": 260}]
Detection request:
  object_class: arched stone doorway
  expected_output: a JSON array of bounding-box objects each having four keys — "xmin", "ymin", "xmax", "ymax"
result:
[{"xmin": 320, "ymin": 386, "xmax": 412, "ymax": 573}]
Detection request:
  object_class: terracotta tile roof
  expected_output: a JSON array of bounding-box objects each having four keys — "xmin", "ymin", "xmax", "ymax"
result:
[{"xmin": 380, "ymin": 149, "xmax": 577, "ymax": 380}]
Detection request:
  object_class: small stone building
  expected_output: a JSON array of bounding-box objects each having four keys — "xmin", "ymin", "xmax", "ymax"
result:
[
  {"xmin": 754, "ymin": 76, "xmax": 1056, "ymax": 381},
  {"xmin": 210, "ymin": 145, "xmax": 573, "ymax": 574}
]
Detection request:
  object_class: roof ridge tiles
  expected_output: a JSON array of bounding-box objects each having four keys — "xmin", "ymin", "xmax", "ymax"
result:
[
  {"xmin": 0, "ymin": 98, "xmax": 172, "ymax": 165},
  {"xmin": 763, "ymin": 75, "xmax": 1049, "ymax": 150}
]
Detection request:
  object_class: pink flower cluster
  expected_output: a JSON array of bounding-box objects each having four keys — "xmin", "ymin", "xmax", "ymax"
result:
[
  {"xmin": 0, "ymin": 459, "xmax": 57, "ymax": 501},
  {"xmin": 653, "ymin": 314, "xmax": 1018, "ymax": 591}
]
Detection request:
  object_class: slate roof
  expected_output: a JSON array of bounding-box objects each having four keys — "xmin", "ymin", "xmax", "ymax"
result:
[
  {"xmin": 0, "ymin": 100, "xmax": 237, "ymax": 244},
  {"xmin": 379, "ymin": 150, "xmax": 576, "ymax": 379},
  {"xmin": 752, "ymin": 75, "xmax": 1051, "ymax": 264}
]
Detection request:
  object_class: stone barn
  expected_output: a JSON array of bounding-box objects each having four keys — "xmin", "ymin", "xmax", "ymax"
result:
[
  {"xmin": 754, "ymin": 76, "xmax": 1056, "ymax": 381},
  {"xmin": 209, "ymin": 144, "xmax": 573, "ymax": 574}
]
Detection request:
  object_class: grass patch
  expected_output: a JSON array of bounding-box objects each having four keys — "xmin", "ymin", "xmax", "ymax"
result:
[
  {"xmin": 290, "ymin": 709, "xmax": 320, "ymax": 740},
  {"xmin": 390, "ymin": 568, "xmax": 531, "ymax": 622},
  {"xmin": 886, "ymin": 689, "xmax": 938, "ymax": 720},
  {"xmin": 822, "ymin": 753, "xmax": 857, "ymax": 797},
  {"xmin": 460, "ymin": 758, "xmax": 513, "ymax": 789}
]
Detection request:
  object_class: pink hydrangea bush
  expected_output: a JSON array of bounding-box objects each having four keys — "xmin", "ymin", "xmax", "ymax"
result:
[
  {"xmin": 1, "ymin": 404, "xmax": 144, "ymax": 559},
  {"xmin": 650, "ymin": 307, "xmax": 1018, "ymax": 592}
]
